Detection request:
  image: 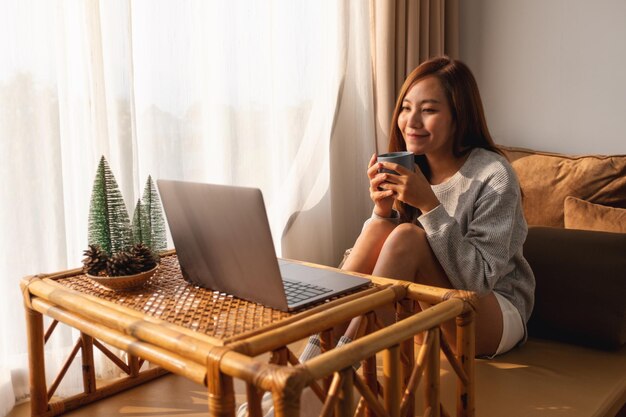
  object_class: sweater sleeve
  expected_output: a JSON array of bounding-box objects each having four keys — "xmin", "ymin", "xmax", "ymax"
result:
[{"xmin": 418, "ymin": 183, "xmax": 525, "ymax": 295}]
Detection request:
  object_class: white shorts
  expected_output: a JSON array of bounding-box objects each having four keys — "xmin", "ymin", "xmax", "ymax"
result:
[{"xmin": 493, "ymin": 292, "xmax": 525, "ymax": 356}]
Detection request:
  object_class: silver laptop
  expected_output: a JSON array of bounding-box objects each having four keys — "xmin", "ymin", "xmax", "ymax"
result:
[{"xmin": 157, "ymin": 180, "xmax": 370, "ymax": 312}]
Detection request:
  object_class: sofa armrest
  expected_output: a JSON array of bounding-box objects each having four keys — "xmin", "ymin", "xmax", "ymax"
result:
[{"xmin": 524, "ymin": 226, "xmax": 626, "ymax": 349}]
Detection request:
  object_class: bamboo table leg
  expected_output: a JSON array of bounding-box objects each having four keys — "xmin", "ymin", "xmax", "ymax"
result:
[
  {"xmin": 425, "ymin": 327, "xmax": 441, "ymax": 417},
  {"xmin": 245, "ymin": 384, "xmax": 264, "ymax": 417},
  {"xmin": 363, "ymin": 313, "xmax": 379, "ymax": 417},
  {"xmin": 80, "ymin": 333, "xmax": 96, "ymax": 394},
  {"xmin": 397, "ymin": 300, "xmax": 415, "ymax": 417},
  {"xmin": 129, "ymin": 355, "xmax": 141, "ymax": 377},
  {"xmin": 26, "ymin": 307, "xmax": 48, "ymax": 416},
  {"xmin": 320, "ymin": 330, "xmax": 334, "ymax": 393},
  {"xmin": 272, "ymin": 389, "xmax": 302, "ymax": 417},
  {"xmin": 336, "ymin": 368, "xmax": 354, "ymax": 417},
  {"xmin": 271, "ymin": 367, "xmax": 308, "ymax": 417},
  {"xmin": 456, "ymin": 310, "xmax": 475, "ymax": 417},
  {"xmin": 208, "ymin": 348, "xmax": 236, "ymax": 417},
  {"xmin": 383, "ymin": 345, "xmax": 401, "ymax": 417}
]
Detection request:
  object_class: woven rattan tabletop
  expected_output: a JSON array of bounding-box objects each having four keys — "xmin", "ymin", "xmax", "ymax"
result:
[
  {"xmin": 53, "ymin": 253, "xmax": 371, "ymax": 341},
  {"xmin": 55, "ymin": 254, "xmax": 293, "ymax": 339}
]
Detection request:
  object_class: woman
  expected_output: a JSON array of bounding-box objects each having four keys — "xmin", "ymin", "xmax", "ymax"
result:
[
  {"xmin": 341, "ymin": 56, "xmax": 535, "ymax": 357},
  {"xmin": 237, "ymin": 56, "xmax": 534, "ymax": 417}
]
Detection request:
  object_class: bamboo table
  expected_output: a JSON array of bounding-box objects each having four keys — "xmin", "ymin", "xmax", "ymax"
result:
[{"xmin": 21, "ymin": 250, "xmax": 477, "ymax": 417}]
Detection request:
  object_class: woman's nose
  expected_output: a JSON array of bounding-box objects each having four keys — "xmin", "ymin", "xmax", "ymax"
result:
[{"xmin": 407, "ymin": 110, "xmax": 423, "ymax": 128}]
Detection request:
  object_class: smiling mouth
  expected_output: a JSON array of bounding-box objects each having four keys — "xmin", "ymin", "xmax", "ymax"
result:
[{"xmin": 406, "ymin": 133, "xmax": 429, "ymax": 140}]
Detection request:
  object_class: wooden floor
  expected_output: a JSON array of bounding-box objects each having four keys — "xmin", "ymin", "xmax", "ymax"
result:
[{"xmin": 7, "ymin": 373, "xmax": 231, "ymax": 417}]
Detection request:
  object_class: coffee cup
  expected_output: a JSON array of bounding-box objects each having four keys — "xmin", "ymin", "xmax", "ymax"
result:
[{"xmin": 377, "ymin": 151, "xmax": 415, "ymax": 175}]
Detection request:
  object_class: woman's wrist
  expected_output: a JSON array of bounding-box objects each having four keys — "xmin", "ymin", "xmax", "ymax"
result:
[
  {"xmin": 372, "ymin": 209, "xmax": 399, "ymax": 220},
  {"xmin": 417, "ymin": 193, "xmax": 441, "ymax": 215}
]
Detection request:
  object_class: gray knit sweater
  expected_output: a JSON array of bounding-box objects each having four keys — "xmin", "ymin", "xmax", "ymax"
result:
[{"xmin": 370, "ymin": 148, "xmax": 535, "ymax": 334}]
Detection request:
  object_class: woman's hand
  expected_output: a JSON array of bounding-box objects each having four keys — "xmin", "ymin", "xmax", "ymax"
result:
[
  {"xmin": 377, "ymin": 160, "xmax": 440, "ymax": 214},
  {"xmin": 367, "ymin": 153, "xmax": 395, "ymax": 217}
]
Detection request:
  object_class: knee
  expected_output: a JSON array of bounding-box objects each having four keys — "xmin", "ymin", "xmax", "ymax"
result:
[
  {"xmin": 363, "ymin": 218, "xmax": 397, "ymax": 236},
  {"xmin": 389, "ymin": 222, "xmax": 427, "ymax": 241},
  {"xmin": 368, "ymin": 218, "xmax": 397, "ymax": 230},
  {"xmin": 383, "ymin": 223, "xmax": 428, "ymax": 255}
]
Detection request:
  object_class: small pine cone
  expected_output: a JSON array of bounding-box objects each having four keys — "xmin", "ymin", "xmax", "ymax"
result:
[
  {"xmin": 82, "ymin": 244, "xmax": 108, "ymax": 275},
  {"xmin": 130, "ymin": 243, "xmax": 158, "ymax": 272},
  {"xmin": 106, "ymin": 251, "xmax": 141, "ymax": 277}
]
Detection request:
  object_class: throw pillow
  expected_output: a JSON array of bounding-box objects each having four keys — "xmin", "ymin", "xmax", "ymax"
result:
[
  {"xmin": 501, "ymin": 146, "xmax": 626, "ymax": 227},
  {"xmin": 564, "ymin": 196, "xmax": 626, "ymax": 233}
]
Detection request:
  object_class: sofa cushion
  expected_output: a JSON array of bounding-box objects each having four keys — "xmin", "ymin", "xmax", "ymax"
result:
[
  {"xmin": 524, "ymin": 226, "xmax": 626, "ymax": 349},
  {"xmin": 564, "ymin": 196, "xmax": 626, "ymax": 233},
  {"xmin": 501, "ymin": 146, "xmax": 626, "ymax": 227},
  {"xmin": 436, "ymin": 339, "xmax": 626, "ymax": 417}
]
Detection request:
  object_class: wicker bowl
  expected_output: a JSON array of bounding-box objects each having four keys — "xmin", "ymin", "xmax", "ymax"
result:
[{"xmin": 86, "ymin": 265, "xmax": 158, "ymax": 291}]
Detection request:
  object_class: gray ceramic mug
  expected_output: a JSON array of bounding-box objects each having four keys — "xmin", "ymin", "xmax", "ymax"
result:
[{"xmin": 377, "ymin": 151, "xmax": 415, "ymax": 174}]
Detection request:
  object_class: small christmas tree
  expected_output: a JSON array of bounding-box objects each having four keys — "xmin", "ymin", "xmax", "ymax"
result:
[
  {"xmin": 131, "ymin": 199, "xmax": 146, "ymax": 246},
  {"xmin": 132, "ymin": 175, "xmax": 167, "ymax": 253},
  {"xmin": 87, "ymin": 156, "xmax": 133, "ymax": 256},
  {"xmin": 84, "ymin": 158, "xmax": 162, "ymax": 280}
]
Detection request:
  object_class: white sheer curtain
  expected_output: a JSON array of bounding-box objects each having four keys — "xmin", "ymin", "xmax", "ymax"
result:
[{"xmin": 0, "ymin": 0, "xmax": 375, "ymax": 415}]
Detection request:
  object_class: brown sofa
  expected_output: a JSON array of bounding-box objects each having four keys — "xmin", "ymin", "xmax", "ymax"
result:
[
  {"xmin": 435, "ymin": 147, "xmax": 626, "ymax": 417},
  {"xmin": 505, "ymin": 146, "xmax": 626, "ymax": 351}
]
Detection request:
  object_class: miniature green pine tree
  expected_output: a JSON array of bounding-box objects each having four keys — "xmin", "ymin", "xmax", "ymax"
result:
[
  {"xmin": 132, "ymin": 175, "xmax": 167, "ymax": 253},
  {"xmin": 87, "ymin": 156, "xmax": 133, "ymax": 256},
  {"xmin": 131, "ymin": 199, "xmax": 147, "ymax": 247}
]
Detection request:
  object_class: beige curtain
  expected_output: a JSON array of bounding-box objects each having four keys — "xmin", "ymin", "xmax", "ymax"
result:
[
  {"xmin": 0, "ymin": 1, "xmax": 371, "ymax": 413},
  {"xmin": 370, "ymin": 0, "xmax": 460, "ymax": 152}
]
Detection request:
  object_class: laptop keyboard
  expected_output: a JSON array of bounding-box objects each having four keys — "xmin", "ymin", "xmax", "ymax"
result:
[{"xmin": 283, "ymin": 278, "xmax": 333, "ymax": 305}]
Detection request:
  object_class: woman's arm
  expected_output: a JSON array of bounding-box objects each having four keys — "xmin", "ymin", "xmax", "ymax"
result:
[{"xmin": 418, "ymin": 180, "xmax": 527, "ymax": 295}]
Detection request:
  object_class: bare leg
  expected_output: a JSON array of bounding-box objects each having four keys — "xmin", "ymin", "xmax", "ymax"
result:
[
  {"xmin": 329, "ymin": 219, "xmax": 398, "ymax": 338},
  {"xmin": 341, "ymin": 219, "xmax": 397, "ymax": 274},
  {"xmin": 372, "ymin": 223, "xmax": 503, "ymax": 356}
]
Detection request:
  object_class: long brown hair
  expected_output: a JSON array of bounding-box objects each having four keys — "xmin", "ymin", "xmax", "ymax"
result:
[{"xmin": 388, "ymin": 56, "xmax": 503, "ymax": 222}]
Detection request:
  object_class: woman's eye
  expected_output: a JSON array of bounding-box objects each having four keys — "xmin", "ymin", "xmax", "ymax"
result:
[
  {"xmin": 422, "ymin": 108, "xmax": 436, "ymax": 113},
  {"xmin": 401, "ymin": 106, "xmax": 411, "ymax": 112}
]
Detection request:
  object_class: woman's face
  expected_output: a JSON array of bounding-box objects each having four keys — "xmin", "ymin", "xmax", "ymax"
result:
[{"xmin": 397, "ymin": 76, "xmax": 455, "ymax": 158}]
